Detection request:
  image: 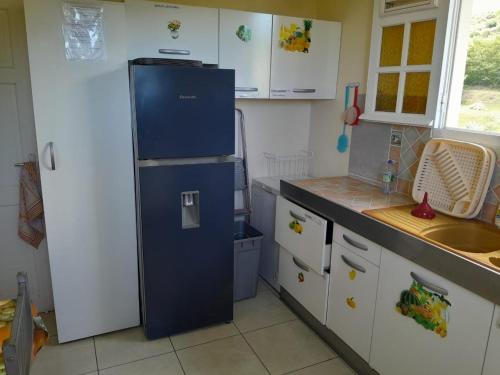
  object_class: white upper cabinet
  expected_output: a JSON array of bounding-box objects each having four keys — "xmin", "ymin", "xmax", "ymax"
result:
[
  {"xmin": 270, "ymin": 16, "xmax": 341, "ymax": 99},
  {"xmin": 361, "ymin": 0, "xmax": 449, "ymax": 126},
  {"xmin": 483, "ymin": 305, "xmax": 500, "ymax": 375},
  {"xmin": 219, "ymin": 9, "xmax": 272, "ymax": 99},
  {"xmin": 125, "ymin": 0, "xmax": 219, "ymax": 64}
]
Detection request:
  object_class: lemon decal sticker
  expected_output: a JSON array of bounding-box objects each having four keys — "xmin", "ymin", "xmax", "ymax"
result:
[
  {"xmin": 349, "ymin": 269, "xmax": 356, "ymax": 280},
  {"xmin": 289, "ymin": 220, "xmax": 303, "ymax": 234},
  {"xmin": 346, "ymin": 297, "xmax": 356, "ymax": 309}
]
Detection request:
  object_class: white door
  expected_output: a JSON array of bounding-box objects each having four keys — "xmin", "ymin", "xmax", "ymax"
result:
[
  {"xmin": 24, "ymin": 0, "xmax": 140, "ymax": 342},
  {"xmin": 483, "ymin": 305, "xmax": 500, "ymax": 375},
  {"xmin": 125, "ymin": 0, "xmax": 219, "ymax": 64},
  {"xmin": 326, "ymin": 245, "xmax": 379, "ymax": 361},
  {"xmin": 270, "ymin": 16, "xmax": 341, "ymax": 99},
  {"xmin": 219, "ymin": 9, "xmax": 272, "ymax": 99},
  {"xmin": 0, "ymin": 0, "xmax": 53, "ymax": 312},
  {"xmin": 370, "ymin": 249, "xmax": 494, "ymax": 375}
]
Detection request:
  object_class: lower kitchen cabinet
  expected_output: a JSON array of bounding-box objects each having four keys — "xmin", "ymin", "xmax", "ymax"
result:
[
  {"xmin": 370, "ymin": 249, "xmax": 494, "ymax": 375},
  {"xmin": 483, "ymin": 305, "xmax": 500, "ymax": 375},
  {"xmin": 326, "ymin": 245, "xmax": 379, "ymax": 361}
]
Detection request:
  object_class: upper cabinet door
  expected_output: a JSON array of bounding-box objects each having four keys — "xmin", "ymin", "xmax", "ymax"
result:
[
  {"xmin": 125, "ymin": 0, "xmax": 219, "ymax": 64},
  {"xmin": 219, "ymin": 10, "xmax": 272, "ymax": 99},
  {"xmin": 270, "ymin": 16, "xmax": 341, "ymax": 99}
]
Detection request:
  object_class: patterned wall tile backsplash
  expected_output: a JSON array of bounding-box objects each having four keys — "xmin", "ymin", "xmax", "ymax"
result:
[{"xmin": 348, "ymin": 122, "xmax": 500, "ymax": 224}]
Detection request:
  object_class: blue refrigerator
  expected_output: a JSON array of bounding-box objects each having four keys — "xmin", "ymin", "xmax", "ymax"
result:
[{"xmin": 130, "ymin": 59, "xmax": 235, "ymax": 339}]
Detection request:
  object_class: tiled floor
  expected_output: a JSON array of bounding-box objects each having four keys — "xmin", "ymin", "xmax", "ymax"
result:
[{"xmin": 34, "ymin": 280, "xmax": 355, "ymax": 375}]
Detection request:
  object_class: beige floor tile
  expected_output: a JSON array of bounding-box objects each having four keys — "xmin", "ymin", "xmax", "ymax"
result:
[
  {"xmin": 234, "ymin": 290, "xmax": 296, "ymax": 333},
  {"xmin": 257, "ymin": 278, "xmax": 270, "ymax": 293},
  {"xmin": 170, "ymin": 322, "xmax": 239, "ymax": 350},
  {"xmin": 99, "ymin": 353, "xmax": 184, "ymax": 375},
  {"xmin": 39, "ymin": 311, "xmax": 57, "ymax": 337},
  {"xmin": 94, "ymin": 327, "xmax": 173, "ymax": 369},
  {"xmin": 30, "ymin": 338, "xmax": 97, "ymax": 375},
  {"xmin": 177, "ymin": 335, "xmax": 268, "ymax": 375},
  {"xmin": 244, "ymin": 320, "xmax": 336, "ymax": 375},
  {"xmin": 287, "ymin": 358, "xmax": 355, "ymax": 375}
]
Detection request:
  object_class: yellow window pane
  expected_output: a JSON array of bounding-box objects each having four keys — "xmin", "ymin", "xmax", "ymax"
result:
[
  {"xmin": 376, "ymin": 73, "xmax": 400, "ymax": 112},
  {"xmin": 380, "ymin": 24, "xmax": 405, "ymax": 67},
  {"xmin": 402, "ymin": 72, "xmax": 431, "ymax": 114},
  {"xmin": 407, "ymin": 20, "xmax": 436, "ymax": 65}
]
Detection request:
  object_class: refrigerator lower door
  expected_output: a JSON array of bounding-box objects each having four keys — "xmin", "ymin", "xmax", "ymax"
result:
[{"xmin": 139, "ymin": 161, "xmax": 234, "ymax": 339}]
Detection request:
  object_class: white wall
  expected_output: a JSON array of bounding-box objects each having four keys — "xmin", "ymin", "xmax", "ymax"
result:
[{"xmin": 236, "ymin": 100, "xmax": 312, "ymax": 180}]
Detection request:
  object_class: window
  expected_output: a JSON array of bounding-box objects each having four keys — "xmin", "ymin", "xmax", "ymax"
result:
[
  {"xmin": 439, "ymin": 0, "xmax": 500, "ymax": 136},
  {"xmin": 362, "ymin": 1, "xmax": 449, "ymax": 126}
]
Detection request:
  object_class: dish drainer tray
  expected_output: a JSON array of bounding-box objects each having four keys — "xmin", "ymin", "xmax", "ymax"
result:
[{"xmin": 412, "ymin": 138, "xmax": 496, "ymax": 218}]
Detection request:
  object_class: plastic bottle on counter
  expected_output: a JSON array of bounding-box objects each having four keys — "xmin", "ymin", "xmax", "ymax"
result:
[
  {"xmin": 382, "ymin": 159, "xmax": 396, "ymax": 194},
  {"xmin": 495, "ymin": 207, "xmax": 500, "ymax": 229}
]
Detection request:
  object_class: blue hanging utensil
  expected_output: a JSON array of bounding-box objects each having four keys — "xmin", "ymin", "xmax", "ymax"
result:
[{"xmin": 337, "ymin": 85, "xmax": 350, "ymax": 153}]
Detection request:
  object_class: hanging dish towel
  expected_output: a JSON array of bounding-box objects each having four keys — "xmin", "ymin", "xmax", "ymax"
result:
[{"xmin": 18, "ymin": 161, "xmax": 45, "ymax": 248}]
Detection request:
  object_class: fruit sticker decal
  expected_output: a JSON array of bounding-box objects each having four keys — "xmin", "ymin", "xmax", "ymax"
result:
[
  {"xmin": 346, "ymin": 297, "xmax": 357, "ymax": 309},
  {"xmin": 167, "ymin": 20, "xmax": 181, "ymax": 39},
  {"xmin": 298, "ymin": 272, "xmax": 305, "ymax": 283},
  {"xmin": 349, "ymin": 270, "xmax": 357, "ymax": 281},
  {"xmin": 289, "ymin": 220, "xmax": 303, "ymax": 234},
  {"xmin": 279, "ymin": 19, "xmax": 312, "ymax": 53},
  {"xmin": 396, "ymin": 281, "xmax": 451, "ymax": 338},
  {"xmin": 236, "ymin": 25, "xmax": 252, "ymax": 42}
]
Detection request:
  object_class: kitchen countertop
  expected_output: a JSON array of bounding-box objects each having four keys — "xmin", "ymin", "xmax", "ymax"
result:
[{"xmin": 281, "ymin": 176, "xmax": 500, "ymax": 306}]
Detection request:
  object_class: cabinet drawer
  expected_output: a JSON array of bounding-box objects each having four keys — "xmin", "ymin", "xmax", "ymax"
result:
[
  {"xmin": 370, "ymin": 249, "xmax": 494, "ymax": 375},
  {"xmin": 333, "ymin": 224, "xmax": 381, "ymax": 266},
  {"xmin": 326, "ymin": 245, "xmax": 379, "ymax": 361},
  {"xmin": 279, "ymin": 247, "xmax": 329, "ymax": 324},
  {"xmin": 275, "ymin": 196, "xmax": 332, "ymax": 275},
  {"xmin": 125, "ymin": 0, "xmax": 219, "ymax": 64}
]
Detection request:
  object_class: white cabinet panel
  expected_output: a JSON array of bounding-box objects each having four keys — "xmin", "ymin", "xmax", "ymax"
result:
[
  {"xmin": 370, "ymin": 249, "xmax": 494, "ymax": 375},
  {"xmin": 125, "ymin": 0, "xmax": 218, "ymax": 64},
  {"xmin": 24, "ymin": 0, "xmax": 139, "ymax": 342},
  {"xmin": 279, "ymin": 247, "xmax": 329, "ymax": 324},
  {"xmin": 219, "ymin": 9, "xmax": 271, "ymax": 99},
  {"xmin": 483, "ymin": 305, "xmax": 500, "ymax": 375},
  {"xmin": 327, "ymin": 245, "xmax": 379, "ymax": 361},
  {"xmin": 333, "ymin": 224, "xmax": 382, "ymax": 266},
  {"xmin": 270, "ymin": 16, "xmax": 341, "ymax": 99},
  {"xmin": 275, "ymin": 196, "xmax": 331, "ymax": 275}
]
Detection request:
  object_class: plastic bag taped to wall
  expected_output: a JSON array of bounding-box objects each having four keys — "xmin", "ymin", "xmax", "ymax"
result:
[{"xmin": 62, "ymin": 2, "xmax": 106, "ymax": 61}]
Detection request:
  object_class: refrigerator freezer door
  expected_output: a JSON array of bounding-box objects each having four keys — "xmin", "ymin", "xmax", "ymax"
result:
[
  {"xmin": 131, "ymin": 64, "xmax": 235, "ymax": 159},
  {"xmin": 139, "ymin": 161, "xmax": 234, "ymax": 339}
]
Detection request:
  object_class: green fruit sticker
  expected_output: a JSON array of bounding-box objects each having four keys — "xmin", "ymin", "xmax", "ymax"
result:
[
  {"xmin": 289, "ymin": 220, "xmax": 303, "ymax": 234},
  {"xmin": 236, "ymin": 24, "xmax": 252, "ymax": 42}
]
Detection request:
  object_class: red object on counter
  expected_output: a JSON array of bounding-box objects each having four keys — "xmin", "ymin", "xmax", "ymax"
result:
[{"xmin": 411, "ymin": 192, "xmax": 436, "ymax": 219}]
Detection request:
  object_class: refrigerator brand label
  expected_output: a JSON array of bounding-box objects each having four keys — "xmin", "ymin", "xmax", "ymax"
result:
[{"xmin": 179, "ymin": 95, "xmax": 197, "ymax": 100}]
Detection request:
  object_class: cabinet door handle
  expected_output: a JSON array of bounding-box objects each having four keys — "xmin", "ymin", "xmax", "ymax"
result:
[
  {"xmin": 48, "ymin": 142, "xmax": 56, "ymax": 171},
  {"xmin": 342, "ymin": 234, "xmax": 368, "ymax": 251},
  {"xmin": 158, "ymin": 49, "xmax": 191, "ymax": 55},
  {"xmin": 293, "ymin": 257, "xmax": 310, "ymax": 272},
  {"xmin": 235, "ymin": 87, "xmax": 258, "ymax": 92},
  {"xmin": 410, "ymin": 272, "xmax": 449, "ymax": 296},
  {"xmin": 289, "ymin": 210, "xmax": 306, "ymax": 222},
  {"xmin": 293, "ymin": 88, "xmax": 316, "ymax": 93},
  {"xmin": 341, "ymin": 255, "xmax": 366, "ymax": 273},
  {"xmin": 271, "ymin": 89, "xmax": 288, "ymax": 93}
]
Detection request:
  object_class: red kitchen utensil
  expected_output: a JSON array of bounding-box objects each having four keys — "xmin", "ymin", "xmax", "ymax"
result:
[
  {"xmin": 345, "ymin": 85, "xmax": 361, "ymax": 126},
  {"xmin": 411, "ymin": 192, "xmax": 436, "ymax": 220}
]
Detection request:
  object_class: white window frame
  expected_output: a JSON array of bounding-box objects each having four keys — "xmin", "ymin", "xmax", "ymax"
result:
[
  {"xmin": 434, "ymin": 0, "xmax": 500, "ymax": 148},
  {"xmin": 361, "ymin": 0, "xmax": 450, "ymax": 126}
]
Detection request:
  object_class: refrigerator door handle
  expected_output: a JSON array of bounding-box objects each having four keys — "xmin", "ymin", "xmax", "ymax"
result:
[{"xmin": 158, "ymin": 49, "xmax": 191, "ymax": 56}]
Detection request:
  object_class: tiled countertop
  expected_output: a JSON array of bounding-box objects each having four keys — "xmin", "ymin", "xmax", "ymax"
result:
[{"xmin": 289, "ymin": 176, "xmax": 414, "ymax": 212}]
